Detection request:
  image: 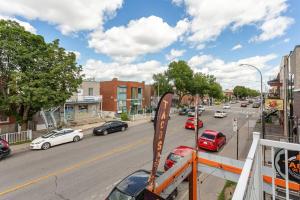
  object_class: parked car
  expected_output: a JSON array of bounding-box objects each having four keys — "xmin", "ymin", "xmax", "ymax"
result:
[
  {"xmin": 185, "ymin": 117, "xmax": 203, "ymax": 130},
  {"xmin": 164, "ymin": 146, "xmax": 194, "ymax": 171},
  {"xmin": 241, "ymin": 102, "xmax": 248, "ymax": 107},
  {"xmin": 198, "ymin": 105, "xmax": 205, "ymax": 112},
  {"xmin": 214, "ymin": 110, "xmax": 227, "ymax": 118},
  {"xmin": 187, "ymin": 108, "xmax": 202, "ymax": 117},
  {"xmin": 198, "ymin": 130, "xmax": 226, "ymax": 152},
  {"xmin": 223, "ymin": 104, "xmax": 231, "ymax": 109},
  {"xmin": 93, "ymin": 121, "xmax": 128, "ymax": 136},
  {"xmin": 30, "ymin": 128, "xmax": 83, "ymax": 150},
  {"xmin": 179, "ymin": 108, "xmax": 189, "ymax": 115},
  {"xmin": 0, "ymin": 139, "xmax": 11, "ymax": 159},
  {"xmin": 106, "ymin": 170, "xmax": 178, "ymax": 200},
  {"xmin": 248, "ymin": 99, "xmax": 253, "ymax": 104},
  {"xmin": 151, "ymin": 110, "xmax": 171, "ymax": 121},
  {"xmin": 252, "ymin": 102, "xmax": 260, "ymax": 108}
]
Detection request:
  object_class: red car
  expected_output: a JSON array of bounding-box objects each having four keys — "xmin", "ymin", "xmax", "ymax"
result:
[
  {"xmin": 185, "ymin": 117, "xmax": 203, "ymax": 129},
  {"xmin": 164, "ymin": 146, "xmax": 194, "ymax": 171},
  {"xmin": 198, "ymin": 130, "xmax": 226, "ymax": 152}
]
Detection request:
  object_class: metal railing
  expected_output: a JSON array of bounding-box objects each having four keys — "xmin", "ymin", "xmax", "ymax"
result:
[
  {"xmin": 0, "ymin": 130, "xmax": 32, "ymax": 144},
  {"xmin": 233, "ymin": 132, "xmax": 300, "ymax": 200},
  {"xmin": 66, "ymin": 95, "xmax": 102, "ymax": 103}
]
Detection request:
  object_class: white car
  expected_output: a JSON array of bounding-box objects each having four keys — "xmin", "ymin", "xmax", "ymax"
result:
[
  {"xmin": 214, "ymin": 110, "xmax": 227, "ymax": 118},
  {"xmin": 30, "ymin": 128, "xmax": 83, "ymax": 150},
  {"xmin": 223, "ymin": 104, "xmax": 231, "ymax": 109},
  {"xmin": 199, "ymin": 105, "xmax": 205, "ymax": 112}
]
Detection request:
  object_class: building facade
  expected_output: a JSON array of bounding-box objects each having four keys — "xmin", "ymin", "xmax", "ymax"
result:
[
  {"xmin": 0, "ymin": 114, "xmax": 16, "ymax": 134},
  {"xmin": 64, "ymin": 80, "xmax": 102, "ymax": 122},
  {"xmin": 100, "ymin": 78, "xmax": 145, "ymax": 114}
]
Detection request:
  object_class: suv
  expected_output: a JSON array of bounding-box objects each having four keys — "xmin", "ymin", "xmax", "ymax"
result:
[{"xmin": 0, "ymin": 139, "xmax": 11, "ymax": 159}]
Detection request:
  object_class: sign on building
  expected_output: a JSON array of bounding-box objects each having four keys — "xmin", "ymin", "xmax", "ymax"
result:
[
  {"xmin": 265, "ymin": 99, "xmax": 284, "ymax": 110},
  {"xmin": 274, "ymin": 149, "xmax": 300, "ymax": 182}
]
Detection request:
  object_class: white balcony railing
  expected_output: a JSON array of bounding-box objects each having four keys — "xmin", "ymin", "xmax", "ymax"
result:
[{"xmin": 66, "ymin": 95, "xmax": 102, "ymax": 103}]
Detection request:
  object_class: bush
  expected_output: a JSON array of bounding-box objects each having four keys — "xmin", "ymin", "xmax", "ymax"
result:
[{"xmin": 121, "ymin": 112, "xmax": 130, "ymax": 121}]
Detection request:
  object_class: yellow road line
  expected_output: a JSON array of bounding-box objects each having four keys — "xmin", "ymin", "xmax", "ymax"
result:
[{"xmin": 0, "ymin": 137, "xmax": 150, "ymax": 197}]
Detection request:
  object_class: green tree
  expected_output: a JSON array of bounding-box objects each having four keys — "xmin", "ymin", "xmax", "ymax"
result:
[
  {"xmin": 166, "ymin": 60, "xmax": 193, "ymax": 104},
  {"xmin": 152, "ymin": 72, "xmax": 172, "ymax": 96},
  {"xmin": 233, "ymin": 85, "xmax": 260, "ymax": 98},
  {"xmin": 190, "ymin": 72, "xmax": 209, "ymax": 98},
  {"xmin": 0, "ymin": 20, "xmax": 83, "ymax": 129}
]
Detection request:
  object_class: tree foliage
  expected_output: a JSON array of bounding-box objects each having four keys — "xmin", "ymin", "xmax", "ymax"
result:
[
  {"xmin": 233, "ymin": 85, "xmax": 260, "ymax": 98},
  {"xmin": 0, "ymin": 20, "xmax": 83, "ymax": 126},
  {"xmin": 152, "ymin": 72, "xmax": 172, "ymax": 96},
  {"xmin": 152, "ymin": 60, "xmax": 223, "ymax": 105},
  {"xmin": 166, "ymin": 60, "xmax": 193, "ymax": 103}
]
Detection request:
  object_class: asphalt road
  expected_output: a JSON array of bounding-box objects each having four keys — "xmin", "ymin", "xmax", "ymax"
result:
[{"xmin": 0, "ymin": 104, "xmax": 259, "ymax": 200}]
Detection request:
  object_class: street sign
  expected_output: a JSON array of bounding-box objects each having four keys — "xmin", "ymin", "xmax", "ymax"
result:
[{"xmin": 233, "ymin": 118, "xmax": 238, "ymax": 132}]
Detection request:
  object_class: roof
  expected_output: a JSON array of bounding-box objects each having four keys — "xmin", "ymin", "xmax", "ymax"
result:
[
  {"xmin": 172, "ymin": 146, "xmax": 194, "ymax": 156},
  {"xmin": 116, "ymin": 170, "xmax": 150, "ymax": 197},
  {"xmin": 203, "ymin": 129, "xmax": 219, "ymax": 135}
]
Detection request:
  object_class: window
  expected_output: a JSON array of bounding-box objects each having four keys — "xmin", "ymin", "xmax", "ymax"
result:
[
  {"xmin": 0, "ymin": 114, "xmax": 9, "ymax": 123},
  {"xmin": 78, "ymin": 105, "xmax": 88, "ymax": 113},
  {"xmin": 131, "ymin": 87, "xmax": 137, "ymax": 99},
  {"xmin": 64, "ymin": 129, "xmax": 74, "ymax": 134},
  {"xmin": 201, "ymin": 133, "xmax": 215, "ymax": 140},
  {"xmin": 138, "ymin": 88, "xmax": 142, "ymax": 99},
  {"xmin": 88, "ymin": 88, "xmax": 93, "ymax": 96}
]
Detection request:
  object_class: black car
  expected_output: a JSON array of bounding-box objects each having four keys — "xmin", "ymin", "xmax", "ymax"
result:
[
  {"xmin": 0, "ymin": 138, "xmax": 11, "ymax": 159},
  {"xmin": 107, "ymin": 170, "xmax": 177, "ymax": 200},
  {"xmin": 93, "ymin": 120, "xmax": 128, "ymax": 136}
]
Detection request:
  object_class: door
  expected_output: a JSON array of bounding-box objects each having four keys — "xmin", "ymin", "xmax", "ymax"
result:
[
  {"xmin": 51, "ymin": 131, "xmax": 66, "ymax": 146},
  {"xmin": 63, "ymin": 129, "xmax": 75, "ymax": 142},
  {"xmin": 217, "ymin": 133, "xmax": 225, "ymax": 146},
  {"xmin": 110, "ymin": 122, "xmax": 120, "ymax": 132}
]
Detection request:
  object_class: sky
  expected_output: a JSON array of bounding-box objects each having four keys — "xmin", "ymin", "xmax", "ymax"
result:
[{"xmin": 0, "ymin": 0, "xmax": 299, "ymax": 91}]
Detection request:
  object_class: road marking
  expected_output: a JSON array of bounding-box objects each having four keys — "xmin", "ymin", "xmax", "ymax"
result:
[{"xmin": 0, "ymin": 138, "xmax": 150, "ymax": 197}]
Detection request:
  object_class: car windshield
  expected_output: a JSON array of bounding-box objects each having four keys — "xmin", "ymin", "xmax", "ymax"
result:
[
  {"xmin": 108, "ymin": 188, "xmax": 133, "ymax": 200},
  {"xmin": 168, "ymin": 153, "xmax": 182, "ymax": 162},
  {"xmin": 201, "ymin": 133, "xmax": 216, "ymax": 140},
  {"xmin": 42, "ymin": 130, "xmax": 58, "ymax": 138}
]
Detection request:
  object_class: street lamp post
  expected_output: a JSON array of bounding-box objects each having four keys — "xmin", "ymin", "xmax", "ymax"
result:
[{"xmin": 239, "ymin": 64, "xmax": 264, "ymax": 136}]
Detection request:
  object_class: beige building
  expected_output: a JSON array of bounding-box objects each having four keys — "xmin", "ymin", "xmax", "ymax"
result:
[{"xmin": 64, "ymin": 80, "xmax": 102, "ymax": 122}]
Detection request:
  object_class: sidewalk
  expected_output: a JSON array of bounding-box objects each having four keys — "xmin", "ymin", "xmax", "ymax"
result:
[
  {"xmin": 199, "ymin": 117, "xmax": 257, "ymax": 200},
  {"xmin": 10, "ymin": 116, "xmax": 151, "ymax": 154}
]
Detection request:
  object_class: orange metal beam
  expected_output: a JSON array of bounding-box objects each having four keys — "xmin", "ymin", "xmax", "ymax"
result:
[
  {"xmin": 151, "ymin": 157, "xmax": 192, "ymax": 194},
  {"xmin": 189, "ymin": 151, "xmax": 198, "ymax": 200}
]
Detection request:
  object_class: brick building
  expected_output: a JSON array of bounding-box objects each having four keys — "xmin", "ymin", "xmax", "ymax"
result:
[
  {"xmin": 0, "ymin": 114, "xmax": 16, "ymax": 134},
  {"xmin": 100, "ymin": 78, "xmax": 145, "ymax": 114}
]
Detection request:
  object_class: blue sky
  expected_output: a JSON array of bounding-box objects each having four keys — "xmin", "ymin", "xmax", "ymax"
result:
[{"xmin": 0, "ymin": 0, "xmax": 299, "ymax": 90}]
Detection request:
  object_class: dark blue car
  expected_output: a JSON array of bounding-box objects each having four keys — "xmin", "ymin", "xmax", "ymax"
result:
[{"xmin": 106, "ymin": 170, "xmax": 177, "ymax": 200}]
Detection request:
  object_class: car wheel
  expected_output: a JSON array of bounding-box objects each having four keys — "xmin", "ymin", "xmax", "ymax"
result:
[
  {"xmin": 121, "ymin": 127, "xmax": 126, "ymax": 132},
  {"xmin": 103, "ymin": 130, "xmax": 108, "ymax": 136},
  {"xmin": 216, "ymin": 145, "xmax": 220, "ymax": 152},
  {"xmin": 73, "ymin": 136, "xmax": 80, "ymax": 142},
  {"xmin": 41, "ymin": 142, "xmax": 51, "ymax": 150}
]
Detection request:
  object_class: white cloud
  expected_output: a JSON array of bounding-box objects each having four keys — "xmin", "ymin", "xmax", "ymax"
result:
[
  {"xmin": 188, "ymin": 53, "xmax": 278, "ymax": 89},
  {"xmin": 165, "ymin": 49, "xmax": 185, "ymax": 61},
  {"xmin": 283, "ymin": 38, "xmax": 290, "ymax": 43},
  {"xmin": 231, "ymin": 44, "xmax": 242, "ymax": 51},
  {"xmin": 174, "ymin": 0, "xmax": 293, "ymax": 45},
  {"xmin": 83, "ymin": 59, "xmax": 165, "ymax": 83},
  {"xmin": 0, "ymin": 0, "xmax": 123, "ymax": 34},
  {"xmin": 88, "ymin": 16, "xmax": 189, "ymax": 63},
  {"xmin": 0, "ymin": 15, "xmax": 36, "ymax": 34},
  {"xmin": 251, "ymin": 16, "xmax": 294, "ymax": 42}
]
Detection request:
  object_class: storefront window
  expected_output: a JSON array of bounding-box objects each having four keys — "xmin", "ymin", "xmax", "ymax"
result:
[{"xmin": 78, "ymin": 105, "xmax": 88, "ymax": 113}]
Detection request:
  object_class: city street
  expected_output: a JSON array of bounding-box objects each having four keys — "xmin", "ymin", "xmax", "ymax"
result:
[{"xmin": 0, "ymin": 104, "xmax": 259, "ymax": 200}]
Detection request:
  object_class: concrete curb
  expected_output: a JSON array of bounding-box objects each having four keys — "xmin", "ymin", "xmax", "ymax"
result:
[{"xmin": 10, "ymin": 118, "xmax": 150, "ymax": 155}]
